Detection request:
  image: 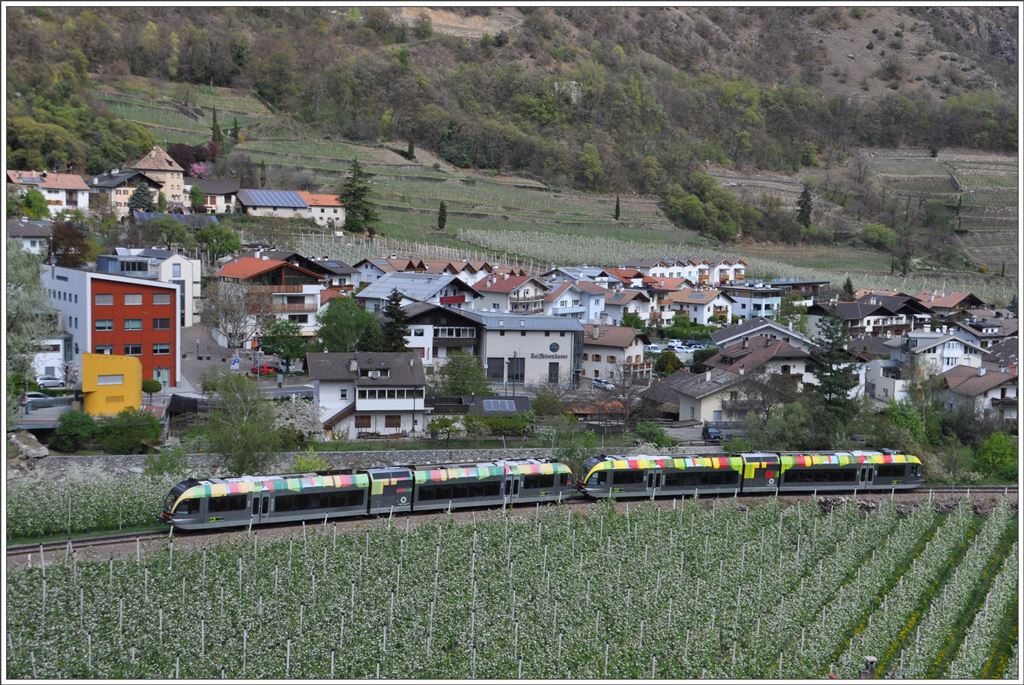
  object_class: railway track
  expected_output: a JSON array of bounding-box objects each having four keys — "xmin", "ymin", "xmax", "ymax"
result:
[{"xmin": 7, "ymin": 485, "xmax": 1016, "ymax": 558}]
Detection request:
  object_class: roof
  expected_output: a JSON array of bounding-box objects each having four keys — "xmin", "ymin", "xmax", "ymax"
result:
[
  {"xmin": 7, "ymin": 169, "xmax": 89, "ymax": 191},
  {"xmin": 604, "ymin": 289, "xmax": 650, "ymax": 305},
  {"xmin": 885, "ymin": 331, "xmax": 986, "ymax": 355},
  {"xmin": 662, "ymin": 288, "xmax": 731, "ymax": 306},
  {"xmin": 297, "ymin": 191, "xmax": 344, "ymax": 207},
  {"xmin": 606, "ymin": 268, "xmax": 645, "ymax": 282},
  {"xmin": 183, "ymin": 177, "xmax": 240, "ymax": 195},
  {"xmin": 623, "ymin": 258, "xmax": 670, "ymax": 269},
  {"xmin": 6, "ymin": 218, "xmax": 53, "ymax": 238},
  {"xmin": 575, "ymin": 280, "xmax": 607, "ymax": 295},
  {"xmin": 355, "ymin": 272, "xmax": 479, "ymax": 303},
  {"xmin": 466, "ymin": 396, "xmax": 533, "ymax": 416},
  {"xmin": 87, "ymin": 170, "xmax": 162, "ymax": 189},
  {"xmin": 808, "ymin": 301, "xmax": 889, "ymax": 320},
  {"xmin": 641, "ymin": 277, "xmax": 692, "ymax": 292},
  {"xmin": 983, "ymin": 337, "xmax": 1019, "ymax": 369},
  {"xmin": 542, "ymin": 281, "xmax": 575, "ymax": 302},
  {"xmin": 540, "ymin": 266, "xmax": 608, "ymax": 281},
  {"xmin": 856, "ymin": 293, "xmax": 933, "ymax": 315},
  {"xmin": 315, "ymin": 259, "xmax": 358, "ymax": 276},
  {"xmin": 952, "ymin": 317, "xmax": 1018, "ymax": 339},
  {"xmin": 236, "ymin": 189, "xmax": 307, "ymax": 209},
  {"xmin": 214, "ymin": 257, "xmax": 320, "ymax": 280},
  {"xmin": 583, "ymin": 324, "xmax": 648, "ymax": 349},
  {"xmin": 642, "ymin": 369, "xmax": 695, "ymax": 405},
  {"xmin": 132, "ymin": 146, "xmax": 185, "ymax": 173},
  {"xmin": 132, "ymin": 211, "xmax": 219, "ymax": 228},
  {"xmin": 941, "ymin": 365, "xmax": 1016, "ymax": 397},
  {"xmin": 642, "ymin": 366, "xmax": 741, "ymax": 401},
  {"xmin": 916, "ymin": 290, "xmax": 985, "ymax": 310},
  {"xmin": 320, "ymin": 287, "xmax": 348, "ymax": 306},
  {"xmin": 847, "ymin": 336, "xmax": 893, "ymax": 360},
  {"xmin": 474, "ymin": 275, "xmax": 547, "ymax": 294},
  {"xmin": 458, "ymin": 309, "xmax": 584, "ymax": 332},
  {"xmin": 305, "ymin": 352, "xmax": 426, "ymax": 386},
  {"xmin": 705, "ymin": 335, "xmax": 810, "ymax": 374},
  {"xmin": 710, "ymin": 317, "xmax": 811, "ymax": 346},
  {"xmin": 172, "ymin": 472, "xmax": 370, "ymax": 510}
]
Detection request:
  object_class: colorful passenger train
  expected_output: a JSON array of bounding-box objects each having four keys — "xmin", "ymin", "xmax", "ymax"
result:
[{"xmin": 162, "ymin": 451, "xmax": 923, "ymax": 531}]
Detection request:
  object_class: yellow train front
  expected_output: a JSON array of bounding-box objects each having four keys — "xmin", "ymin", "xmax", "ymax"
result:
[{"xmin": 576, "ymin": 450, "xmax": 923, "ymax": 498}]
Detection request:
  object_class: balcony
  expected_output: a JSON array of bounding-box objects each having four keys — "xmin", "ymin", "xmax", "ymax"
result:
[
  {"xmin": 248, "ymin": 284, "xmax": 310, "ymax": 294},
  {"xmin": 551, "ymin": 305, "xmax": 586, "ymax": 316},
  {"xmin": 510, "ymin": 292, "xmax": 546, "ymax": 304},
  {"xmin": 273, "ymin": 302, "xmax": 318, "ymax": 313}
]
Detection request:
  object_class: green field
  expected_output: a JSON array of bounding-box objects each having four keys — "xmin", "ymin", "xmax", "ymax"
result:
[{"xmin": 5, "ymin": 498, "xmax": 1017, "ymax": 679}]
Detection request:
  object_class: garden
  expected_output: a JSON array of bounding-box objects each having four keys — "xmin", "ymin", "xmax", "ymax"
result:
[{"xmin": 5, "ymin": 497, "xmax": 1017, "ymax": 678}]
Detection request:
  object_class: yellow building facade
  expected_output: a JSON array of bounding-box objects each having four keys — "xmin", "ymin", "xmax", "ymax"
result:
[{"xmin": 81, "ymin": 353, "xmax": 142, "ymax": 416}]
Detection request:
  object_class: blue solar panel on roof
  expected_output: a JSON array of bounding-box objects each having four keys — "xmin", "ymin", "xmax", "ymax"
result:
[{"xmin": 483, "ymin": 399, "xmax": 516, "ymax": 412}]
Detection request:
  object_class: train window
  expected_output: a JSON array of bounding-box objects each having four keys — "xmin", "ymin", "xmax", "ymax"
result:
[
  {"xmin": 876, "ymin": 464, "xmax": 906, "ymax": 478},
  {"xmin": 209, "ymin": 495, "xmax": 246, "ymax": 512},
  {"xmin": 590, "ymin": 472, "xmax": 607, "ymax": 486},
  {"xmin": 523, "ymin": 474, "xmax": 555, "ymax": 489},
  {"xmin": 560, "ymin": 473, "xmax": 571, "ymax": 486},
  {"xmin": 613, "ymin": 470, "xmax": 645, "ymax": 485},
  {"xmin": 175, "ymin": 498, "xmax": 199, "ymax": 514}
]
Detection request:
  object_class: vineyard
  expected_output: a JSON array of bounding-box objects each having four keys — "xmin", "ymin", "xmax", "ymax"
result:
[{"xmin": 5, "ymin": 497, "xmax": 1018, "ymax": 679}]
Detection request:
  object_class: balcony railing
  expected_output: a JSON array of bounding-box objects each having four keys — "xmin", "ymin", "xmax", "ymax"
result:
[
  {"xmin": 273, "ymin": 302, "xmax": 318, "ymax": 312},
  {"xmin": 247, "ymin": 284, "xmax": 312, "ymax": 294},
  {"xmin": 510, "ymin": 293, "xmax": 545, "ymax": 303}
]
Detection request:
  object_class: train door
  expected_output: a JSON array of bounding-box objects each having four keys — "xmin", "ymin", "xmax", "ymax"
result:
[
  {"xmin": 503, "ymin": 474, "xmax": 521, "ymax": 506},
  {"xmin": 368, "ymin": 468, "xmax": 414, "ymax": 515},
  {"xmin": 646, "ymin": 470, "xmax": 662, "ymax": 497},
  {"xmin": 250, "ymin": 492, "xmax": 269, "ymax": 524},
  {"xmin": 860, "ymin": 465, "xmax": 875, "ymax": 489}
]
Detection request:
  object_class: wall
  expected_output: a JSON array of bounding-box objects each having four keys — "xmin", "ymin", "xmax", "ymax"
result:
[
  {"xmin": 481, "ymin": 328, "xmax": 576, "ymax": 385},
  {"xmin": 81, "ymin": 353, "xmax": 142, "ymax": 415}
]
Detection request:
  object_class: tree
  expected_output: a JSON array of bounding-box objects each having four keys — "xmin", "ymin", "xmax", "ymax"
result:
[
  {"xmin": 796, "ymin": 183, "xmax": 813, "ymax": 228},
  {"xmin": 144, "ymin": 216, "xmax": 197, "ymax": 250},
  {"xmin": 157, "ymin": 191, "xmax": 168, "ymax": 213},
  {"xmin": 202, "ymin": 371, "xmax": 281, "ymax": 475},
  {"xmin": 605, "ymin": 364, "xmax": 653, "ymax": 429},
  {"xmin": 437, "ymin": 200, "xmax": 447, "ymax": 230},
  {"xmin": 412, "ymin": 12, "xmax": 433, "ymax": 39},
  {"xmin": 634, "ymin": 421, "xmax": 673, "ymax": 448},
  {"xmin": 778, "ymin": 293, "xmax": 809, "ymax": 334},
  {"xmin": 840, "ymin": 276, "xmax": 856, "ymax": 301},
  {"xmin": 427, "ymin": 416, "xmax": 458, "ymax": 446},
  {"xmin": 273, "ymin": 396, "xmax": 323, "ymax": 446},
  {"xmin": 691, "ymin": 347, "xmax": 718, "ymax": 373},
  {"xmin": 7, "ymin": 240, "xmax": 57, "ymax": 426},
  {"xmin": 614, "ymin": 194, "xmax": 621, "ymax": 220},
  {"xmin": 127, "ymin": 184, "xmax": 156, "ymax": 213},
  {"xmin": 340, "ymin": 159, "xmax": 379, "ymax": 233},
  {"xmin": 733, "ymin": 371, "xmax": 801, "ymax": 428},
  {"xmin": 316, "ymin": 297, "xmax": 379, "ymax": 353},
  {"xmin": 21, "ymin": 188, "xmax": 50, "ymax": 219},
  {"xmin": 231, "ymin": 116, "xmax": 240, "ymax": 145},
  {"xmin": 196, "ymin": 223, "xmax": 241, "ymax": 260},
  {"xmin": 381, "ymin": 290, "xmax": 410, "ymax": 352},
  {"xmin": 654, "ymin": 350, "xmax": 684, "ymax": 375},
  {"xmin": 142, "ymin": 378, "xmax": 163, "ymax": 405},
  {"xmin": 532, "ymin": 387, "xmax": 565, "ymax": 416},
  {"xmin": 622, "ymin": 312, "xmax": 646, "ymax": 331},
  {"xmin": 202, "ymin": 280, "xmax": 272, "ymax": 350},
  {"xmin": 99, "ymin": 409, "xmax": 163, "ymax": 454},
  {"xmin": 809, "ymin": 307, "xmax": 859, "ymax": 444},
  {"xmin": 48, "ymin": 411, "xmax": 99, "ymax": 452},
  {"xmin": 260, "ymin": 318, "xmax": 306, "ymax": 371},
  {"xmin": 259, "ymin": 159, "xmax": 267, "ymax": 188},
  {"xmin": 190, "ymin": 184, "xmax": 205, "ymax": 213},
  {"xmin": 211, "ymin": 106, "xmax": 223, "ymax": 146},
  {"xmin": 50, "ymin": 220, "xmax": 93, "ymax": 267},
  {"xmin": 357, "ymin": 322, "xmax": 386, "ymax": 352},
  {"xmin": 431, "ymin": 352, "xmax": 495, "ymax": 397},
  {"xmin": 974, "ymin": 432, "xmax": 1016, "ymax": 481}
]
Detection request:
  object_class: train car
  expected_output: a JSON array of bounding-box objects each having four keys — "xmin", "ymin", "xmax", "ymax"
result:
[
  {"xmin": 775, "ymin": 451, "xmax": 923, "ymax": 492},
  {"xmin": 412, "ymin": 458, "xmax": 578, "ymax": 512},
  {"xmin": 577, "ymin": 455, "xmax": 744, "ymax": 499},
  {"xmin": 162, "ymin": 472, "xmax": 370, "ymax": 531}
]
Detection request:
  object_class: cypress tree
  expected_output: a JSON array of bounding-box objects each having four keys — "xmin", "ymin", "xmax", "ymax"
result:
[
  {"xmin": 809, "ymin": 307, "xmax": 859, "ymax": 444},
  {"xmin": 231, "ymin": 116, "xmax": 240, "ymax": 144},
  {"xmin": 437, "ymin": 200, "xmax": 447, "ymax": 230},
  {"xmin": 840, "ymin": 276, "xmax": 855, "ymax": 301},
  {"xmin": 259, "ymin": 160, "xmax": 267, "ymax": 188},
  {"xmin": 614, "ymin": 194, "xmax": 621, "ymax": 220},
  {"xmin": 340, "ymin": 159, "xmax": 380, "ymax": 233},
  {"xmin": 797, "ymin": 184, "xmax": 813, "ymax": 228},
  {"xmin": 211, "ymin": 107, "xmax": 223, "ymax": 146},
  {"xmin": 381, "ymin": 289, "xmax": 410, "ymax": 352}
]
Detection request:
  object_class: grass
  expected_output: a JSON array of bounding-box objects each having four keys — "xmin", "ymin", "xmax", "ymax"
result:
[{"xmin": 7, "ymin": 523, "xmax": 166, "ymax": 547}]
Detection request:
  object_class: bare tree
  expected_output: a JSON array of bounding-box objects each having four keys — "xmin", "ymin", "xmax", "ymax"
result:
[
  {"xmin": 604, "ymin": 363, "xmax": 655, "ymax": 430},
  {"xmin": 202, "ymin": 280, "xmax": 273, "ymax": 350},
  {"xmin": 731, "ymin": 370, "xmax": 801, "ymax": 428}
]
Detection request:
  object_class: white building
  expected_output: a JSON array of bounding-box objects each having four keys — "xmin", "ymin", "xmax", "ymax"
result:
[
  {"xmin": 97, "ymin": 248, "xmax": 203, "ymax": 327},
  {"xmin": 6, "ymin": 218, "xmax": 53, "ymax": 255},
  {"xmin": 355, "ymin": 272, "xmax": 480, "ymax": 313},
  {"xmin": 721, "ymin": 283, "xmax": 783, "ymax": 321},
  {"xmin": 307, "ymin": 352, "xmax": 428, "ymax": 439},
  {"xmin": 7, "ymin": 170, "xmax": 91, "ymax": 217},
  {"xmin": 884, "ymin": 329, "xmax": 985, "ymax": 375},
  {"xmin": 473, "ymin": 275, "xmax": 549, "ymax": 314},
  {"xmin": 32, "ymin": 334, "xmax": 74, "ymax": 383},
  {"xmin": 603, "ymin": 289, "xmax": 653, "ymax": 326},
  {"xmin": 581, "ymin": 324, "xmax": 652, "ymax": 382},
  {"xmin": 458, "ymin": 310, "xmax": 583, "ymax": 387},
  {"xmin": 298, "ymin": 191, "xmax": 346, "ymax": 230},
  {"xmin": 542, "ymin": 281, "xmax": 607, "ymax": 323},
  {"xmin": 661, "ymin": 288, "xmax": 735, "ymax": 326},
  {"xmin": 235, "ymin": 189, "xmax": 309, "ymax": 218},
  {"xmin": 402, "ymin": 303, "xmax": 482, "ymax": 370},
  {"xmin": 939, "ymin": 365, "xmax": 1017, "ymax": 422}
]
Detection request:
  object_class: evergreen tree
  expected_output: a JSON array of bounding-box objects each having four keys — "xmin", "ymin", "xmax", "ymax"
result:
[
  {"xmin": 809, "ymin": 307, "xmax": 859, "ymax": 445},
  {"xmin": 437, "ymin": 200, "xmax": 447, "ymax": 230},
  {"xmin": 211, "ymin": 107, "xmax": 223, "ymax": 146},
  {"xmin": 381, "ymin": 289, "xmax": 410, "ymax": 352},
  {"xmin": 340, "ymin": 159, "xmax": 380, "ymax": 233},
  {"xmin": 190, "ymin": 184, "xmax": 205, "ymax": 213},
  {"xmin": 127, "ymin": 185, "xmax": 155, "ymax": 213},
  {"xmin": 357, "ymin": 320, "xmax": 386, "ymax": 352},
  {"xmin": 840, "ymin": 276, "xmax": 856, "ymax": 301},
  {"xmin": 407, "ymin": 139, "xmax": 415, "ymax": 159},
  {"xmin": 259, "ymin": 159, "xmax": 267, "ymax": 188},
  {"xmin": 157, "ymin": 191, "xmax": 168, "ymax": 213},
  {"xmin": 796, "ymin": 183, "xmax": 813, "ymax": 228},
  {"xmin": 231, "ymin": 116, "xmax": 240, "ymax": 144},
  {"xmin": 614, "ymin": 194, "xmax": 621, "ymax": 220}
]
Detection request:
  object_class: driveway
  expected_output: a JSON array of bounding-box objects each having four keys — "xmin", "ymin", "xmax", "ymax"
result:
[{"xmin": 180, "ymin": 324, "xmax": 309, "ymax": 390}]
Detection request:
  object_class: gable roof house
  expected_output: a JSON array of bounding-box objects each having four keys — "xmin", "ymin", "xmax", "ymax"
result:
[
  {"xmin": 235, "ymin": 189, "xmax": 309, "ymax": 219},
  {"xmin": 710, "ymin": 317, "xmax": 814, "ymax": 352},
  {"xmin": 7, "ymin": 170, "xmax": 91, "ymax": 217},
  {"xmin": 640, "ymin": 367, "xmax": 745, "ymax": 424},
  {"xmin": 132, "ymin": 145, "xmax": 185, "ymax": 207},
  {"xmin": 866, "ymin": 327, "xmax": 987, "ymax": 405},
  {"xmin": 582, "ymin": 324, "xmax": 652, "ymax": 383},
  {"xmin": 603, "ymin": 289, "xmax": 653, "ymax": 326},
  {"xmin": 982, "ymin": 337, "xmax": 1019, "ymax": 375},
  {"xmin": 703, "ymin": 335, "xmax": 814, "ymax": 388},
  {"xmin": 660, "ymin": 288, "xmax": 734, "ymax": 327},
  {"xmin": 474, "ymin": 275, "xmax": 550, "ymax": 314},
  {"xmin": 87, "ymin": 170, "xmax": 164, "ymax": 219},
  {"xmin": 183, "ymin": 177, "xmax": 240, "ymax": 214},
  {"xmin": 6, "ymin": 217, "xmax": 53, "ymax": 255},
  {"xmin": 354, "ymin": 271, "xmax": 481, "ymax": 313},
  {"xmin": 949, "ymin": 316, "xmax": 1019, "ymax": 350},
  {"xmin": 938, "ymin": 365, "xmax": 1017, "ymax": 422},
  {"xmin": 807, "ymin": 295, "xmax": 932, "ymax": 338},
  {"xmin": 915, "ymin": 290, "xmax": 986, "ymax": 316},
  {"xmin": 297, "ymin": 191, "xmax": 346, "ymax": 230}
]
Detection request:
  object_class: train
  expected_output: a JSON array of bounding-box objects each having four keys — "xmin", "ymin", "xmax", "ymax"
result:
[{"xmin": 161, "ymin": 450, "xmax": 923, "ymax": 531}]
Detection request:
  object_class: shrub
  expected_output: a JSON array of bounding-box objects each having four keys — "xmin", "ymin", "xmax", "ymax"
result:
[
  {"xmin": 49, "ymin": 411, "xmax": 99, "ymax": 452},
  {"xmin": 654, "ymin": 350, "xmax": 684, "ymax": 375},
  {"xmin": 143, "ymin": 446, "xmax": 190, "ymax": 477},
  {"xmin": 532, "ymin": 388, "xmax": 565, "ymax": 416},
  {"xmin": 862, "ymin": 222, "xmax": 896, "ymax": 251},
  {"xmin": 99, "ymin": 409, "xmax": 163, "ymax": 454},
  {"xmin": 634, "ymin": 421, "xmax": 673, "ymax": 449},
  {"xmin": 483, "ymin": 411, "xmax": 535, "ymax": 437},
  {"xmin": 973, "ymin": 432, "xmax": 1016, "ymax": 481},
  {"xmin": 292, "ymin": 449, "xmax": 330, "ymax": 474}
]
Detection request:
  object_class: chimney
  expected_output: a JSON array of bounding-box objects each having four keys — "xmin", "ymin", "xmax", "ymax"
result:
[
  {"xmin": 409, "ymin": 358, "xmax": 414, "ymax": 368},
  {"xmin": 742, "ymin": 338, "xmax": 748, "ymax": 349},
  {"xmin": 788, "ymin": 321, "xmax": 793, "ymax": 331},
  {"xmin": 765, "ymin": 337, "xmax": 771, "ymax": 347},
  {"xmin": 592, "ymin": 326, "xmax": 600, "ymax": 339},
  {"xmin": 739, "ymin": 364, "xmax": 745, "ymax": 375},
  {"xmin": 349, "ymin": 359, "xmax": 358, "ymax": 372},
  {"xmin": 977, "ymin": 367, "xmax": 987, "ymax": 376},
  {"xmin": 705, "ymin": 370, "xmax": 711, "ymax": 382},
  {"xmin": 503, "ymin": 273, "xmax": 509, "ymax": 280},
  {"xmin": 254, "ymin": 249, "xmax": 261, "ymax": 259}
]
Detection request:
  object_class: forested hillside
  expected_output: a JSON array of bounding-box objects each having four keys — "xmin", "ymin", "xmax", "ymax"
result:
[{"xmin": 6, "ymin": 5, "xmax": 1018, "ymax": 245}]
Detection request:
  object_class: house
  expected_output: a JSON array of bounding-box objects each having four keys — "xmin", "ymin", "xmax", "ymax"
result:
[
  {"xmin": 767, "ymin": 278, "xmax": 831, "ymax": 306},
  {"xmin": 132, "ymin": 146, "xmax": 185, "ymax": 207},
  {"xmin": 949, "ymin": 316, "xmax": 1018, "ymax": 350},
  {"xmin": 606, "ymin": 268, "xmax": 646, "ymax": 288},
  {"xmin": 7, "ymin": 170, "xmax": 91, "ymax": 217},
  {"xmin": 80, "ymin": 353, "xmax": 142, "ymax": 416},
  {"xmin": 710, "ymin": 317, "xmax": 814, "ymax": 352},
  {"xmin": 661, "ymin": 288, "xmax": 734, "ymax": 326},
  {"xmin": 982, "ymin": 337, "xmax": 1018, "ymax": 375},
  {"xmin": 542, "ymin": 281, "xmax": 607, "ymax": 323},
  {"xmin": 603, "ymin": 289, "xmax": 653, "ymax": 326},
  {"xmin": 183, "ymin": 177, "xmax": 239, "ymax": 214},
  {"xmin": 314, "ymin": 259, "xmax": 359, "ymax": 289},
  {"xmin": 938, "ymin": 365, "xmax": 1017, "ymax": 422},
  {"xmin": 235, "ymin": 189, "xmax": 309, "ymax": 218},
  {"xmin": 306, "ymin": 351, "xmax": 428, "ymax": 439},
  {"xmin": 40, "ymin": 265, "xmax": 181, "ymax": 387},
  {"xmin": 703, "ymin": 335, "xmax": 814, "ymax": 388},
  {"xmin": 131, "ymin": 211, "xmax": 220, "ymax": 229},
  {"xmin": 215, "ymin": 256, "xmax": 326, "ymax": 344},
  {"xmin": 720, "ymin": 282, "xmax": 783, "ymax": 321},
  {"xmin": 96, "ymin": 248, "xmax": 202, "ymax": 327},
  {"xmin": 31, "ymin": 334, "xmax": 74, "ymax": 385},
  {"xmin": 355, "ymin": 272, "xmax": 481, "ymax": 313},
  {"xmin": 540, "ymin": 265, "xmax": 613, "ymax": 285},
  {"xmin": 884, "ymin": 328, "xmax": 985, "ymax": 374},
  {"xmin": 6, "ymin": 218, "xmax": 53, "ymax": 255},
  {"xmin": 402, "ymin": 303, "xmax": 483, "ymax": 369},
  {"xmin": 87, "ymin": 170, "xmax": 164, "ymax": 219},
  {"xmin": 457, "ymin": 310, "xmax": 584, "ymax": 387},
  {"xmin": 351, "ymin": 257, "xmax": 496, "ymax": 287},
  {"xmin": 581, "ymin": 324, "xmax": 652, "ymax": 382},
  {"xmin": 474, "ymin": 275, "xmax": 550, "ymax": 314},
  {"xmin": 297, "ymin": 191, "xmax": 346, "ymax": 230},
  {"xmin": 806, "ymin": 296, "xmax": 932, "ymax": 338},
  {"xmin": 915, "ymin": 290, "xmax": 986, "ymax": 317},
  {"xmin": 239, "ymin": 250, "xmax": 354, "ymax": 287},
  {"xmin": 641, "ymin": 367, "xmax": 744, "ymax": 423}
]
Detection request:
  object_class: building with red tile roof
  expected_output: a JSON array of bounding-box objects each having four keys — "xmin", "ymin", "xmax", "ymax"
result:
[{"xmin": 7, "ymin": 169, "xmax": 90, "ymax": 216}]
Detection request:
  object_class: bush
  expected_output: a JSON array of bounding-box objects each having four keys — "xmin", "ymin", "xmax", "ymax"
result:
[
  {"xmin": 483, "ymin": 411, "xmax": 535, "ymax": 437},
  {"xmin": 634, "ymin": 421, "xmax": 673, "ymax": 449},
  {"xmin": 292, "ymin": 449, "xmax": 330, "ymax": 474},
  {"xmin": 862, "ymin": 223, "xmax": 896, "ymax": 251},
  {"xmin": 49, "ymin": 411, "xmax": 99, "ymax": 452},
  {"xmin": 532, "ymin": 388, "xmax": 565, "ymax": 416},
  {"xmin": 98, "ymin": 409, "xmax": 163, "ymax": 454},
  {"xmin": 973, "ymin": 432, "xmax": 1017, "ymax": 481},
  {"xmin": 654, "ymin": 350, "xmax": 684, "ymax": 375},
  {"xmin": 143, "ymin": 446, "xmax": 190, "ymax": 477}
]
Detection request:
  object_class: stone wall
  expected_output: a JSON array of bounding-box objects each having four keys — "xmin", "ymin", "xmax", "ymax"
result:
[{"xmin": 8, "ymin": 445, "xmax": 723, "ymax": 483}]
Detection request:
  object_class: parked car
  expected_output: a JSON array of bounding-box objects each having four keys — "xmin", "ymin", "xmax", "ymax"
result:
[
  {"xmin": 23, "ymin": 391, "xmax": 49, "ymax": 401},
  {"xmin": 702, "ymin": 424, "xmax": 723, "ymax": 443},
  {"xmin": 250, "ymin": 364, "xmax": 281, "ymax": 376},
  {"xmin": 643, "ymin": 344, "xmax": 664, "ymax": 354},
  {"xmin": 35, "ymin": 375, "xmax": 64, "ymax": 388},
  {"xmin": 667, "ymin": 339, "xmax": 682, "ymax": 347},
  {"xmin": 591, "ymin": 378, "xmax": 616, "ymax": 391}
]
